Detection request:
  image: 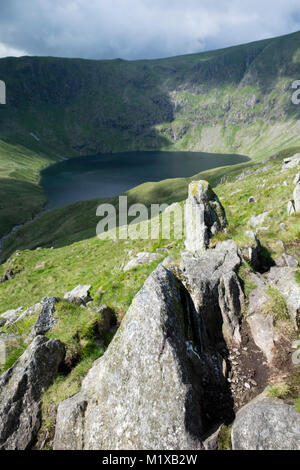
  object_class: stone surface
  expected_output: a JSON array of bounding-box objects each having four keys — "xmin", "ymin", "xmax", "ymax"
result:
[
  {"xmin": 247, "ymin": 314, "xmax": 276, "ymax": 363},
  {"xmin": 267, "ymin": 267, "xmax": 300, "ymax": 330},
  {"xmin": 287, "ymin": 200, "xmax": 296, "ymax": 215},
  {"xmin": 232, "ymin": 393, "xmax": 300, "ymax": 450},
  {"xmin": 64, "ymin": 285, "xmax": 92, "ymax": 305},
  {"xmin": 123, "ymin": 252, "xmax": 161, "ymax": 271},
  {"xmin": 249, "ymin": 211, "xmax": 269, "ymax": 228},
  {"xmin": 282, "ymin": 154, "xmax": 300, "ymax": 171},
  {"xmin": 294, "ymin": 182, "xmax": 300, "ymax": 212},
  {"xmin": 0, "ymin": 336, "xmax": 65, "ymax": 450},
  {"xmin": 180, "ymin": 240, "xmax": 243, "ymax": 345},
  {"xmin": 0, "ymin": 307, "xmax": 23, "ymax": 327},
  {"xmin": 184, "ymin": 180, "xmax": 227, "ymax": 256},
  {"xmin": 293, "ymin": 172, "xmax": 300, "ymax": 185},
  {"xmin": 54, "ymin": 265, "xmax": 205, "ymax": 450},
  {"xmin": 240, "ymin": 231, "xmax": 262, "ymax": 269},
  {"xmin": 32, "ymin": 297, "xmax": 59, "ymax": 336}
]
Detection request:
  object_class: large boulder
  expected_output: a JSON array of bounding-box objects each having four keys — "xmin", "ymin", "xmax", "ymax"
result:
[
  {"xmin": 184, "ymin": 180, "xmax": 227, "ymax": 256},
  {"xmin": 180, "ymin": 240, "xmax": 244, "ymax": 345},
  {"xmin": 54, "ymin": 265, "xmax": 206, "ymax": 450},
  {"xmin": 232, "ymin": 393, "xmax": 300, "ymax": 450},
  {"xmin": 0, "ymin": 336, "xmax": 65, "ymax": 450}
]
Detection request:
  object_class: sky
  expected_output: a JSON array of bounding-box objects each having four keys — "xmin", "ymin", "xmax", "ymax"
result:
[{"xmin": 0, "ymin": 0, "xmax": 300, "ymax": 60}]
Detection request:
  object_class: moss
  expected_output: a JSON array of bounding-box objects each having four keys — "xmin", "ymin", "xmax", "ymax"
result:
[
  {"xmin": 218, "ymin": 425, "xmax": 232, "ymax": 450},
  {"xmin": 263, "ymin": 287, "xmax": 290, "ymax": 323}
]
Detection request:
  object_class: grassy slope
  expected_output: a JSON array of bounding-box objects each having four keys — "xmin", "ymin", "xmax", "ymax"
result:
[{"xmin": 0, "ymin": 145, "xmax": 299, "ymax": 446}]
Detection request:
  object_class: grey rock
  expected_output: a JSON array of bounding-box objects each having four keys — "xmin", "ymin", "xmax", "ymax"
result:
[
  {"xmin": 0, "ymin": 307, "xmax": 23, "ymax": 327},
  {"xmin": 181, "ymin": 240, "xmax": 243, "ymax": 345},
  {"xmin": 240, "ymin": 231, "xmax": 261, "ymax": 269},
  {"xmin": 184, "ymin": 180, "xmax": 227, "ymax": 256},
  {"xmin": 294, "ymin": 182, "xmax": 300, "ymax": 212},
  {"xmin": 287, "ymin": 200, "xmax": 296, "ymax": 215},
  {"xmin": 54, "ymin": 265, "xmax": 205, "ymax": 450},
  {"xmin": 247, "ymin": 314, "xmax": 276, "ymax": 363},
  {"xmin": 249, "ymin": 211, "xmax": 269, "ymax": 228},
  {"xmin": 293, "ymin": 172, "xmax": 300, "ymax": 185},
  {"xmin": 123, "ymin": 252, "xmax": 161, "ymax": 271},
  {"xmin": 282, "ymin": 253, "xmax": 298, "ymax": 268},
  {"xmin": 232, "ymin": 393, "xmax": 300, "ymax": 450},
  {"xmin": 64, "ymin": 285, "xmax": 92, "ymax": 305},
  {"xmin": 282, "ymin": 154, "xmax": 300, "ymax": 171},
  {"xmin": 32, "ymin": 297, "xmax": 59, "ymax": 336},
  {"xmin": 0, "ymin": 336, "xmax": 65, "ymax": 450},
  {"xmin": 267, "ymin": 267, "xmax": 300, "ymax": 329},
  {"xmin": 279, "ymin": 222, "xmax": 286, "ymax": 231}
]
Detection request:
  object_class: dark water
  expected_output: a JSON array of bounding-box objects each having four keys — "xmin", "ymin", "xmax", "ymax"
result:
[{"xmin": 41, "ymin": 151, "xmax": 249, "ymax": 209}]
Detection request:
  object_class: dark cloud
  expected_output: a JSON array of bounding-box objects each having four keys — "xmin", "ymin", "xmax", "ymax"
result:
[{"xmin": 0, "ymin": 0, "xmax": 300, "ymax": 59}]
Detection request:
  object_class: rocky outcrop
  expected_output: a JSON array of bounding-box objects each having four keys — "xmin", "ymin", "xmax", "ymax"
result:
[
  {"xmin": 64, "ymin": 285, "xmax": 92, "ymax": 305},
  {"xmin": 54, "ymin": 265, "xmax": 206, "ymax": 450},
  {"xmin": 32, "ymin": 297, "xmax": 59, "ymax": 336},
  {"xmin": 232, "ymin": 393, "xmax": 300, "ymax": 450},
  {"xmin": 123, "ymin": 252, "xmax": 161, "ymax": 271},
  {"xmin": 180, "ymin": 240, "xmax": 244, "ymax": 345},
  {"xmin": 184, "ymin": 180, "xmax": 227, "ymax": 256},
  {"xmin": 0, "ymin": 336, "xmax": 65, "ymax": 450}
]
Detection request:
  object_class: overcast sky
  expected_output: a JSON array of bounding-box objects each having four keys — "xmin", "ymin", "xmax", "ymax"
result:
[{"xmin": 0, "ymin": 0, "xmax": 300, "ymax": 60}]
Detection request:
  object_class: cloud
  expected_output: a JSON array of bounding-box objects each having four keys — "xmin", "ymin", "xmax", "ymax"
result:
[
  {"xmin": 0, "ymin": 0, "xmax": 300, "ymax": 60},
  {"xmin": 0, "ymin": 42, "xmax": 27, "ymax": 58}
]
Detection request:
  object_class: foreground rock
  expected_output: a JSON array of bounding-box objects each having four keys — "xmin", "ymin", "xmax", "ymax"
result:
[
  {"xmin": 123, "ymin": 252, "xmax": 161, "ymax": 271},
  {"xmin": 232, "ymin": 393, "xmax": 300, "ymax": 450},
  {"xmin": 184, "ymin": 180, "xmax": 227, "ymax": 256},
  {"xmin": 0, "ymin": 336, "xmax": 65, "ymax": 450},
  {"xmin": 64, "ymin": 285, "xmax": 92, "ymax": 305},
  {"xmin": 54, "ymin": 265, "xmax": 205, "ymax": 450},
  {"xmin": 181, "ymin": 240, "xmax": 244, "ymax": 345}
]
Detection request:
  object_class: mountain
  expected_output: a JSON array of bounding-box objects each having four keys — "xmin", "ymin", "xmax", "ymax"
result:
[
  {"xmin": 1, "ymin": 30, "xmax": 300, "ymax": 239},
  {"xmin": 1, "ymin": 30, "xmax": 300, "ymax": 160}
]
